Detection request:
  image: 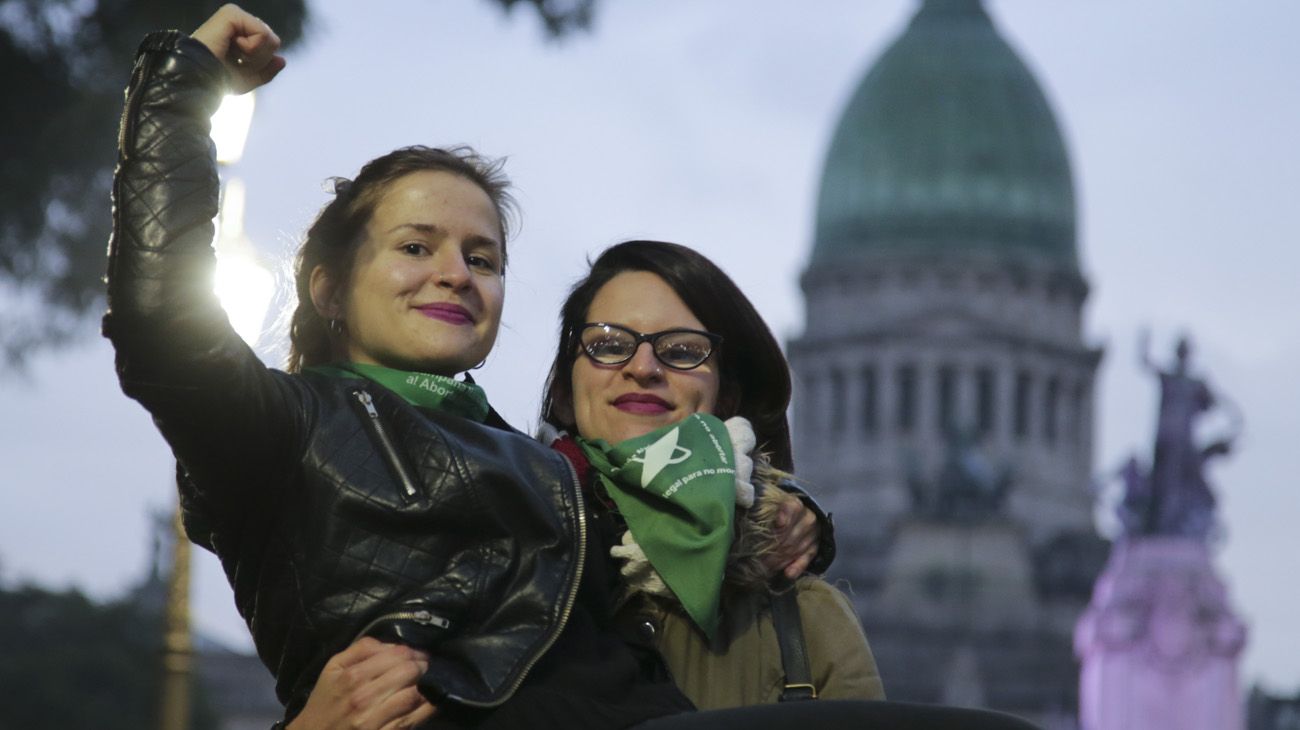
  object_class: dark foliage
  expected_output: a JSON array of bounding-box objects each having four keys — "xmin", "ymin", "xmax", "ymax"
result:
[
  {"xmin": 0, "ymin": 582, "xmax": 217, "ymax": 729},
  {"xmin": 494, "ymin": 0, "xmax": 596, "ymax": 36},
  {"xmin": 0, "ymin": 0, "xmax": 308, "ymax": 366}
]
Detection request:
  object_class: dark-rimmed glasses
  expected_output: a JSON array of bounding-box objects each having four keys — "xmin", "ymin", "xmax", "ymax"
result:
[{"xmin": 577, "ymin": 322, "xmax": 722, "ymax": 371}]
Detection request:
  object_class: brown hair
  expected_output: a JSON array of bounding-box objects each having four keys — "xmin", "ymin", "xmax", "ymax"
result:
[{"xmin": 286, "ymin": 145, "xmax": 514, "ymax": 373}]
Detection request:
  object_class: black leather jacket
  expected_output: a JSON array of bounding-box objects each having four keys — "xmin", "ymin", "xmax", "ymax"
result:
[{"xmin": 104, "ymin": 31, "xmax": 585, "ymax": 719}]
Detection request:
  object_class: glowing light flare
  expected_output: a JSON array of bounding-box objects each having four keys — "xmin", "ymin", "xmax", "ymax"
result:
[
  {"xmin": 215, "ymin": 177, "xmax": 248, "ymax": 240},
  {"xmin": 215, "ymin": 252, "xmax": 275, "ymax": 347},
  {"xmin": 210, "ymin": 92, "xmax": 256, "ymax": 164},
  {"xmin": 214, "ymin": 178, "xmax": 273, "ymax": 346}
]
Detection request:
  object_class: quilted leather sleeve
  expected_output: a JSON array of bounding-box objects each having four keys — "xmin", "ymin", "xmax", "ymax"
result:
[
  {"xmin": 106, "ymin": 31, "xmax": 225, "ymax": 340},
  {"xmin": 104, "ymin": 32, "xmax": 308, "ymax": 548}
]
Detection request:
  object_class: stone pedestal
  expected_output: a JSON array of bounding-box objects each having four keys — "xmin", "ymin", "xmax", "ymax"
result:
[
  {"xmin": 877, "ymin": 518, "xmax": 1038, "ymax": 633},
  {"xmin": 1074, "ymin": 538, "xmax": 1247, "ymax": 730},
  {"xmin": 865, "ymin": 517, "xmax": 1085, "ymax": 724}
]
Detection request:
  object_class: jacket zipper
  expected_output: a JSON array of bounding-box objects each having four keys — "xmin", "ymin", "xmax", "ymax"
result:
[
  {"xmin": 353, "ymin": 609, "xmax": 452, "ymax": 643},
  {"xmin": 351, "ymin": 389, "xmax": 420, "ymax": 501},
  {"xmin": 458, "ymin": 451, "xmax": 588, "ymax": 708},
  {"xmin": 108, "ymin": 50, "xmax": 160, "ymax": 291},
  {"xmin": 344, "ymin": 400, "xmax": 588, "ymax": 707},
  {"xmin": 117, "ymin": 51, "xmax": 157, "ymax": 159}
]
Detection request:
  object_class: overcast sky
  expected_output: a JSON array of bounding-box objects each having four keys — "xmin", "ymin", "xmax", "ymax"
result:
[{"xmin": 2, "ymin": 0, "xmax": 1297, "ymax": 693}]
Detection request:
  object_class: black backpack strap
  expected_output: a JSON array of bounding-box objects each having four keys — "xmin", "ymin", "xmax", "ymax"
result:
[{"xmin": 770, "ymin": 584, "xmax": 817, "ymax": 701}]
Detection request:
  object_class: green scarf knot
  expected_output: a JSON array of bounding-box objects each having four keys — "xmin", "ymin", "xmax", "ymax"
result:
[{"xmin": 578, "ymin": 413, "xmax": 737, "ymax": 639}]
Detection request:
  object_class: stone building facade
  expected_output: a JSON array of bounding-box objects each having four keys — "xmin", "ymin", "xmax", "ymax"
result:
[{"xmin": 788, "ymin": 0, "xmax": 1107, "ymax": 724}]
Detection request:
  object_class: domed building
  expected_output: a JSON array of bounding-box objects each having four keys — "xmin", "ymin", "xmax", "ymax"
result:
[{"xmin": 788, "ymin": 0, "xmax": 1105, "ymax": 723}]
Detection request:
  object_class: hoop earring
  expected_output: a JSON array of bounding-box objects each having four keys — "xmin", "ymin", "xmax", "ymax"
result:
[
  {"xmin": 329, "ymin": 319, "xmax": 345, "ymax": 336},
  {"xmin": 470, "ymin": 358, "xmax": 487, "ymax": 371}
]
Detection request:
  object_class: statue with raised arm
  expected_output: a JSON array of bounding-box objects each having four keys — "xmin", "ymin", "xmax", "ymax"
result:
[
  {"xmin": 1077, "ymin": 333, "xmax": 1247, "ymax": 730},
  {"xmin": 1130, "ymin": 331, "xmax": 1239, "ymax": 541}
]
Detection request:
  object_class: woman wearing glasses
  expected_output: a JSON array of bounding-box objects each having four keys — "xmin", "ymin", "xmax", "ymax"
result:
[{"xmin": 537, "ymin": 240, "xmax": 884, "ymax": 711}]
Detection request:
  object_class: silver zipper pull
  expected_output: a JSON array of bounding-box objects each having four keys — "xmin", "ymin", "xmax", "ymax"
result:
[
  {"xmin": 356, "ymin": 390, "xmax": 379, "ymax": 418},
  {"xmin": 351, "ymin": 388, "xmax": 420, "ymax": 500},
  {"xmin": 412, "ymin": 610, "xmax": 451, "ymax": 629}
]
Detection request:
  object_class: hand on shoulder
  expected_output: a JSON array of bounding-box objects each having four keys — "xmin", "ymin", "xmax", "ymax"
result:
[{"xmin": 763, "ymin": 490, "xmax": 820, "ymax": 580}]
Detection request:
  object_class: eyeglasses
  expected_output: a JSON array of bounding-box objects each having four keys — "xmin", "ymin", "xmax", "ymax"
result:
[{"xmin": 577, "ymin": 322, "xmax": 722, "ymax": 371}]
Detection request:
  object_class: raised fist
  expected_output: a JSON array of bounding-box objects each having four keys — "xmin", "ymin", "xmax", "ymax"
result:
[{"xmin": 192, "ymin": 3, "xmax": 285, "ymax": 94}]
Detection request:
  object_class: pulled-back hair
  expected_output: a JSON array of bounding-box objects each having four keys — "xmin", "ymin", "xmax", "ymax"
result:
[
  {"xmin": 541, "ymin": 240, "xmax": 794, "ymax": 471},
  {"xmin": 286, "ymin": 145, "xmax": 515, "ymax": 373}
]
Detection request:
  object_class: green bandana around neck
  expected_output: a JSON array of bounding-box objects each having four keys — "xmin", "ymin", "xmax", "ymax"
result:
[
  {"xmin": 578, "ymin": 413, "xmax": 736, "ymax": 640},
  {"xmin": 307, "ymin": 362, "xmax": 490, "ymax": 423}
]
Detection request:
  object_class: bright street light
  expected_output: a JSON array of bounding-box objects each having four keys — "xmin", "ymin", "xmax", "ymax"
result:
[{"xmin": 209, "ymin": 92, "xmax": 274, "ymax": 348}]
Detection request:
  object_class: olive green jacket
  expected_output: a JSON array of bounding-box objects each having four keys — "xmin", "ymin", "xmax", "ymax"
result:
[{"xmin": 626, "ymin": 577, "xmax": 885, "ymax": 710}]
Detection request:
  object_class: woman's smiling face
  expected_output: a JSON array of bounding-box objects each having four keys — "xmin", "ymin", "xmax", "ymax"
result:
[
  {"xmin": 319, "ymin": 170, "xmax": 505, "ymax": 375},
  {"xmin": 569, "ymin": 270, "xmax": 721, "ymax": 444}
]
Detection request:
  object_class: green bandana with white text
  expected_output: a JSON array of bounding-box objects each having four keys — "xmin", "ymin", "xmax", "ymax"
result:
[
  {"xmin": 578, "ymin": 413, "xmax": 736, "ymax": 640},
  {"xmin": 307, "ymin": 362, "xmax": 490, "ymax": 422}
]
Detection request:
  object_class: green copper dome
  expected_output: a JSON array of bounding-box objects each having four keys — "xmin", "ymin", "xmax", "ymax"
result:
[{"xmin": 812, "ymin": 0, "xmax": 1077, "ymax": 268}]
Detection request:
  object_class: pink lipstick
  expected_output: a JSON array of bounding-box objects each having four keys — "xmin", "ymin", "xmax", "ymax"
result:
[
  {"xmin": 613, "ymin": 393, "xmax": 672, "ymax": 414},
  {"xmin": 417, "ymin": 303, "xmax": 474, "ymax": 325}
]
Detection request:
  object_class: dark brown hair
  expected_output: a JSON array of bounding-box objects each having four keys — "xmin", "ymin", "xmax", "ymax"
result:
[
  {"xmin": 286, "ymin": 145, "xmax": 514, "ymax": 373},
  {"xmin": 541, "ymin": 240, "xmax": 794, "ymax": 471}
]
